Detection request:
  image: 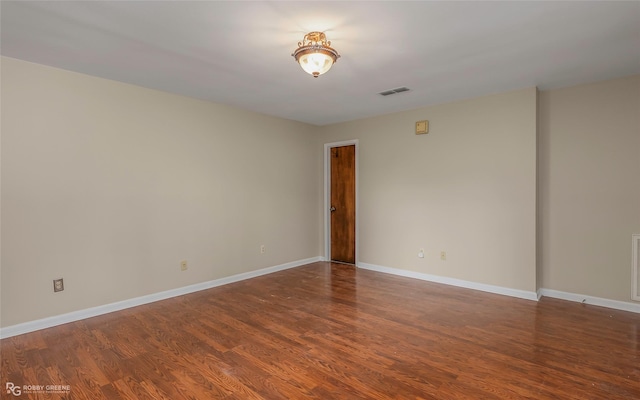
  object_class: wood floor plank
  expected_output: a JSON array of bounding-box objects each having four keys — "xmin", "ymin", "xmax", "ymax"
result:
[{"xmin": 2, "ymin": 262, "xmax": 639, "ymax": 399}]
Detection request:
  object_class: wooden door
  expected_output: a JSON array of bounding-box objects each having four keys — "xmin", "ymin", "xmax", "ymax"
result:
[{"xmin": 330, "ymin": 145, "xmax": 356, "ymax": 264}]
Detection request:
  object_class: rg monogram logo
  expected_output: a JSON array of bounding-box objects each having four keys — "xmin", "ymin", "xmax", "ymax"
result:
[{"xmin": 6, "ymin": 382, "xmax": 21, "ymax": 396}]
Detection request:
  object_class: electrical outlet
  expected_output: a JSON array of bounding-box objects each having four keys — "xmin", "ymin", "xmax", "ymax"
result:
[
  {"xmin": 440, "ymin": 251, "xmax": 447, "ymax": 261},
  {"xmin": 418, "ymin": 249, "xmax": 425, "ymax": 258},
  {"xmin": 53, "ymin": 278, "xmax": 64, "ymax": 292},
  {"xmin": 260, "ymin": 245, "xmax": 266, "ymax": 254},
  {"xmin": 180, "ymin": 260, "xmax": 188, "ymax": 271}
]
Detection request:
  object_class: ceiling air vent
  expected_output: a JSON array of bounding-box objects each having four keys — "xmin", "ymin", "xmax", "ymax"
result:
[{"xmin": 379, "ymin": 87, "xmax": 410, "ymax": 96}]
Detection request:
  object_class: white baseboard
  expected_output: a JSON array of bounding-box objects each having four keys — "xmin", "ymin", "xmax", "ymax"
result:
[
  {"xmin": 0, "ymin": 257, "xmax": 322, "ymax": 339},
  {"xmin": 7, "ymin": 258, "xmax": 635, "ymax": 339},
  {"xmin": 538, "ymin": 288, "xmax": 640, "ymax": 314},
  {"xmin": 357, "ymin": 262, "xmax": 539, "ymax": 301}
]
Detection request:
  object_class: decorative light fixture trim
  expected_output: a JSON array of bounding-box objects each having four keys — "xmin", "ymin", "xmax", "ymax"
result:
[{"xmin": 292, "ymin": 31, "xmax": 340, "ymax": 78}]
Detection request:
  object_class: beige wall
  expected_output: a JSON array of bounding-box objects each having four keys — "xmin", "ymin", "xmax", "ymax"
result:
[
  {"xmin": 539, "ymin": 75, "xmax": 640, "ymax": 302},
  {"xmin": 318, "ymin": 88, "xmax": 538, "ymax": 293},
  {"xmin": 2, "ymin": 55, "xmax": 637, "ymax": 329},
  {"xmin": 1, "ymin": 57, "xmax": 320, "ymax": 327}
]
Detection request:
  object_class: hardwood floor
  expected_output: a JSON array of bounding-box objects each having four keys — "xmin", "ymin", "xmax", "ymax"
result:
[{"xmin": 1, "ymin": 262, "xmax": 639, "ymax": 399}]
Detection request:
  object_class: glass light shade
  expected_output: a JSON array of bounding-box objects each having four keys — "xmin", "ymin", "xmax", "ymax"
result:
[
  {"xmin": 292, "ymin": 32, "xmax": 340, "ymax": 78},
  {"xmin": 298, "ymin": 52, "xmax": 334, "ymax": 77}
]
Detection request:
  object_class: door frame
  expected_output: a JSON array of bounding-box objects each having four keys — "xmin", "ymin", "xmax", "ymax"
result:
[{"xmin": 324, "ymin": 139, "xmax": 359, "ymax": 264}]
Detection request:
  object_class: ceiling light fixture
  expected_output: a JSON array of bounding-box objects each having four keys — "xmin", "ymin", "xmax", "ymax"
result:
[{"xmin": 292, "ymin": 31, "xmax": 340, "ymax": 78}]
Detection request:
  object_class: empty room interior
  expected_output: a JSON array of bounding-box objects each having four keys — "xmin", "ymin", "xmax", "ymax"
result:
[{"xmin": 1, "ymin": 1, "xmax": 639, "ymax": 399}]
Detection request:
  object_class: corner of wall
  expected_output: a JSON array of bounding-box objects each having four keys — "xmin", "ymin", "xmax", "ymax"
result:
[{"xmin": 535, "ymin": 86, "xmax": 541, "ymax": 293}]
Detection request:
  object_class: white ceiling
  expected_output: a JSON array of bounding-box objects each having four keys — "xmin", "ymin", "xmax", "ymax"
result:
[{"xmin": 2, "ymin": 1, "xmax": 639, "ymax": 126}]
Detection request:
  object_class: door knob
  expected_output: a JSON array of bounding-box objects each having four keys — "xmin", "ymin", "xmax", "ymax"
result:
[{"xmin": 330, "ymin": 206, "xmax": 336, "ymax": 212}]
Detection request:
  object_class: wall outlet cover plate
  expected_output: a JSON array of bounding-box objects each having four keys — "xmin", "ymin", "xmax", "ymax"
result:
[{"xmin": 53, "ymin": 279, "xmax": 64, "ymax": 292}]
